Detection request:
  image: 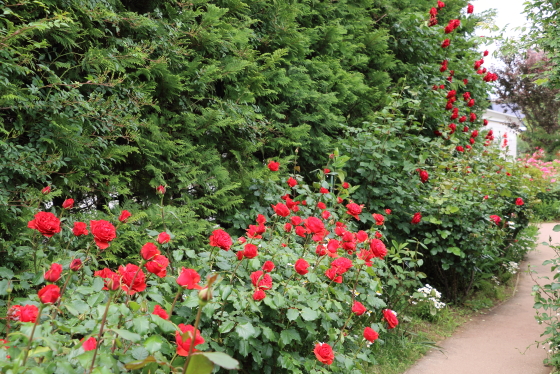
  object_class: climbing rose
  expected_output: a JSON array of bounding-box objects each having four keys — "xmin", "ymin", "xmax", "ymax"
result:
[
  {"xmin": 467, "ymin": 98, "xmax": 475, "ymax": 107},
  {"xmin": 250, "ymin": 271, "xmax": 273, "ymax": 290},
  {"xmin": 73, "ymin": 222, "xmax": 88, "ymax": 236},
  {"xmin": 490, "ymin": 215, "xmax": 501, "ymax": 224},
  {"xmin": 356, "ymin": 230, "xmax": 368, "ymax": 243},
  {"xmin": 467, "ymin": 3, "xmax": 473, "ymax": 13},
  {"xmin": 152, "ymin": 305, "xmax": 169, "ymax": 320},
  {"xmin": 41, "ymin": 186, "xmax": 51, "ymax": 194},
  {"xmin": 342, "ymin": 182, "xmax": 349, "ymax": 189},
  {"xmin": 284, "ymin": 223, "xmax": 293, "ymax": 232},
  {"xmin": 262, "ymin": 261, "xmax": 275, "ymax": 272},
  {"xmin": 38, "ymin": 284, "xmax": 61, "ymax": 304},
  {"xmin": 294, "ymin": 259, "xmax": 310, "ymax": 275},
  {"xmin": 437, "ymin": 0, "xmax": 445, "ymax": 9},
  {"xmin": 372, "ymin": 213, "xmax": 384, "ymax": 226},
  {"xmin": 441, "ymin": 39, "xmax": 450, "ymax": 48},
  {"xmin": 346, "ymin": 203, "xmax": 364, "ymax": 220},
  {"xmin": 62, "ymin": 198, "xmax": 74, "ymax": 209},
  {"xmin": 118, "ymin": 264, "xmax": 147, "ymax": 295},
  {"xmin": 304, "ymin": 217, "xmax": 325, "ymax": 234},
  {"xmin": 418, "ymin": 169, "xmax": 429, "ymax": 183},
  {"xmin": 267, "ymin": 161, "xmax": 279, "ymax": 171},
  {"xmin": 177, "ymin": 268, "xmax": 202, "ymax": 290},
  {"xmin": 314, "ymin": 343, "xmax": 334, "ymax": 365},
  {"xmin": 253, "ymin": 289, "xmax": 266, "ymax": 301},
  {"xmin": 90, "ymin": 220, "xmax": 116, "ymax": 250},
  {"xmin": 352, "ymin": 301, "xmax": 367, "ymax": 316},
  {"xmin": 456, "ymin": 146, "xmax": 464, "ymax": 152},
  {"xmin": 411, "ymin": 212, "xmax": 422, "ymax": 224},
  {"xmin": 385, "ymin": 209, "xmax": 391, "ymax": 215},
  {"xmin": 383, "ymin": 309, "xmax": 399, "ymax": 329},
  {"xmin": 319, "ymin": 187, "xmax": 329, "ymax": 194},
  {"xmin": 209, "ymin": 229, "xmax": 232, "ymax": 251},
  {"xmin": 94, "ymin": 268, "xmax": 120, "ymax": 291},
  {"xmin": 290, "ymin": 216, "xmax": 302, "ymax": 226},
  {"xmin": 20, "ymin": 305, "xmax": 39, "ymax": 323},
  {"xmin": 287, "ymin": 177, "xmax": 297, "ymax": 187},
  {"xmin": 272, "ymin": 202, "xmax": 290, "ymax": 217},
  {"xmin": 175, "ymin": 324, "xmax": 205, "ymax": 356},
  {"xmin": 157, "ymin": 232, "xmax": 171, "ymax": 244},
  {"xmin": 370, "ymin": 239, "xmax": 387, "ymax": 259},
  {"xmin": 70, "ymin": 259, "xmax": 83, "ymax": 271},
  {"xmin": 364, "ymin": 327, "xmax": 379, "ymax": 342},
  {"xmin": 322, "ymin": 210, "xmax": 331, "ymax": 220},
  {"xmin": 28, "ymin": 212, "xmax": 61, "ymax": 238},
  {"xmin": 118, "ymin": 210, "xmax": 131, "ymax": 222},
  {"xmin": 44, "ymin": 263, "xmax": 63, "ymax": 282},
  {"xmin": 317, "ymin": 202, "xmax": 326, "ymax": 210},
  {"xmin": 82, "ymin": 337, "xmax": 97, "ymax": 351},
  {"xmin": 145, "ymin": 255, "xmax": 169, "ymax": 278},
  {"xmin": 515, "ymin": 197, "xmax": 524, "ymax": 206},
  {"xmin": 375, "ymin": 231, "xmax": 383, "ymax": 239},
  {"xmin": 243, "ymin": 243, "xmax": 258, "ymax": 259},
  {"xmin": 141, "ymin": 242, "xmax": 160, "ymax": 260}
]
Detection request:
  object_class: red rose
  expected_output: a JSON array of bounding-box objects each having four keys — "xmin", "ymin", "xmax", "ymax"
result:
[
  {"xmin": 484, "ymin": 195, "xmax": 489, "ymax": 200},
  {"xmin": 319, "ymin": 187, "xmax": 329, "ymax": 194},
  {"xmin": 331, "ymin": 257, "xmax": 353, "ymax": 274},
  {"xmin": 272, "ymin": 202, "xmax": 290, "ymax": 217},
  {"xmin": 118, "ymin": 210, "xmax": 131, "ymax": 222},
  {"xmin": 383, "ymin": 309, "xmax": 399, "ymax": 329},
  {"xmin": 156, "ymin": 185, "xmax": 166, "ymax": 195},
  {"xmin": 256, "ymin": 214, "xmax": 266, "ymax": 225},
  {"xmin": 20, "ymin": 305, "xmax": 39, "ymax": 323},
  {"xmin": 375, "ymin": 231, "xmax": 382, "ymax": 239},
  {"xmin": 267, "ymin": 161, "xmax": 280, "ymax": 171},
  {"xmin": 324, "ymin": 168, "xmax": 331, "ymax": 174},
  {"xmin": 250, "ymin": 271, "xmax": 273, "ymax": 290},
  {"xmin": 291, "ymin": 216, "xmax": 302, "ymax": 226},
  {"xmin": 356, "ymin": 230, "xmax": 368, "ymax": 243},
  {"xmin": 177, "ymin": 268, "xmax": 202, "ymax": 290},
  {"xmin": 471, "ymin": 130, "xmax": 479, "ymax": 138},
  {"xmin": 152, "ymin": 305, "xmax": 169, "ymax": 320},
  {"xmin": 243, "ymin": 243, "xmax": 258, "ymax": 259},
  {"xmin": 304, "ymin": 217, "xmax": 325, "ymax": 234},
  {"xmin": 441, "ymin": 39, "xmax": 450, "ymax": 48},
  {"xmin": 411, "ymin": 212, "xmax": 422, "ymax": 224},
  {"xmin": 38, "ymin": 284, "xmax": 60, "ymax": 304},
  {"xmin": 317, "ymin": 202, "xmax": 326, "ymax": 210},
  {"xmin": 352, "ymin": 301, "xmax": 367, "ymax": 316},
  {"xmin": 515, "ymin": 197, "xmax": 524, "ymax": 206},
  {"xmin": 490, "ymin": 215, "xmax": 501, "ymax": 224},
  {"xmin": 44, "ymin": 263, "xmax": 63, "ymax": 282},
  {"xmin": 364, "ymin": 327, "xmax": 379, "ymax": 342},
  {"xmin": 385, "ymin": 209, "xmax": 391, "ymax": 215},
  {"xmin": 327, "ymin": 239, "xmax": 339, "ymax": 253},
  {"xmin": 321, "ymin": 210, "xmax": 331, "ymax": 220},
  {"xmin": 145, "ymin": 255, "xmax": 169, "ymax": 277},
  {"xmin": 342, "ymin": 182, "xmax": 349, "ymax": 189},
  {"xmin": 287, "ymin": 177, "xmax": 297, "ymax": 187},
  {"xmin": 294, "ymin": 259, "xmax": 310, "ymax": 275},
  {"xmin": 467, "ymin": 98, "xmax": 475, "ymax": 107},
  {"xmin": 357, "ymin": 248, "xmax": 374, "ymax": 266},
  {"xmin": 62, "ymin": 198, "xmax": 74, "ymax": 209},
  {"xmin": 41, "ymin": 186, "xmax": 51, "ymax": 194},
  {"xmin": 456, "ymin": 146, "xmax": 464, "ymax": 152},
  {"xmin": 370, "ymin": 239, "xmax": 387, "ymax": 259},
  {"xmin": 209, "ymin": 229, "xmax": 232, "ymax": 251},
  {"xmin": 141, "ymin": 242, "xmax": 160, "ymax": 260},
  {"xmin": 314, "ymin": 343, "xmax": 334, "ymax": 365},
  {"xmin": 346, "ymin": 203, "xmax": 363, "ymax": 220},
  {"xmin": 418, "ymin": 169, "xmax": 429, "ymax": 183},
  {"xmin": 284, "ymin": 223, "xmax": 293, "ymax": 232},
  {"xmin": 158, "ymin": 232, "xmax": 171, "ymax": 244},
  {"xmin": 337, "ymin": 197, "xmax": 343, "ymax": 203},
  {"xmin": 467, "ymin": 3, "xmax": 473, "ymax": 13},
  {"xmin": 325, "ymin": 268, "xmax": 343, "ymax": 283},
  {"xmin": 94, "ymin": 268, "xmax": 120, "ymax": 291},
  {"xmin": 463, "ymin": 78, "xmax": 469, "ymax": 85},
  {"xmin": 82, "ymin": 337, "xmax": 97, "ymax": 351},
  {"xmin": 372, "ymin": 213, "xmax": 384, "ymax": 226},
  {"xmin": 236, "ymin": 250, "xmax": 244, "ymax": 260},
  {"xmin": 253, "ymin": 289, "xmax": 266, "ymax": 301},
  {"xmin": 175, "ymin": 324, "xmax": 205, "ymax": 356},
  {"xmin": 73, "ymin": 222, "xmax": 89, "ymax": 236},
  {"xmin": 28, "ymin": 212, "xmax": 61, "ymax": 238},
  {"xmin": 90, "ymin": 220, "xmax": 116, "ymax": 250},
  {"xmin": 295, "ymin": 225, "xmax": 307, "ymax": 237},
  {"xmin": 483, "ymin": 50, "xmax": 489, "ymax": 56},
  {"xmin": 70, "ymin": 258, "xmax": 83, "ymax": 271},
  {"xmin": 262, "ymin": 261, "xmax": 275, "ymax": 272},
  {"xmin": 118, "ymin": 264, "xmax": 147, "ymax": 295}
]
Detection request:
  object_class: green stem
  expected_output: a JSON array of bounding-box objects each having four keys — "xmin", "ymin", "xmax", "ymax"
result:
[
  {"xmin": 351, "ymin": 338, "xmax": 367, "ymax": 361},
  {"xmin": 21, "ymin": 304, "xmax": 45, "ymax": 366},
  {"xmin": 182, "ymin": 306, "xmax": 203, "ymax": 373},
  {"xmin": 169, "ymin": 287, "xmax": 183, "ymax": 317},
  {"xmin": 51, "ymin": 271, "xmax": 73, "ymax": 319},
  {"xmin": 332, "ymin": 312, "xmax": 354, "ymax": 349},
  {"xmin": 88, "ymin": 294, "xmax": 113, "ymax": 374}
]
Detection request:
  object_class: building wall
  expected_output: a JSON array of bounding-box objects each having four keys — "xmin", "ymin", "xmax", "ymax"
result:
[{"xmin": 483, "ymin": 109, "xmax": 524, "ymax": 160}]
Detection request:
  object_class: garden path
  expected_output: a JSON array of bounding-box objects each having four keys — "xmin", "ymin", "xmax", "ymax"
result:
[{"xmin": 405, "ymin": 223, "xmax": 557, "ymax": 374}]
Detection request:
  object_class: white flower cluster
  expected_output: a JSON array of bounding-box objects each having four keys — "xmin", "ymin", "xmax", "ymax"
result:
[
  {"xmin": 491, "ymin": 275, "xmax": 501, "ymax": 285},
  {"xmin": 503, "ymin": 261, "xmax": 519, "ymax": 274},
  {"xmin": 410, "ymin": 284, "xmax": 446, "ymax": 310}
]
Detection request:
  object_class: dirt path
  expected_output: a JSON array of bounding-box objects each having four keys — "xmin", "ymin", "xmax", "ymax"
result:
[{"xmin": 405, "ymin": 223, "xmax": 558, "ymax": 374}]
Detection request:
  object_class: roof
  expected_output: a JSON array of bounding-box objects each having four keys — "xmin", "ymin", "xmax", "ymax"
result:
[{"xmin": 489, "ymin": 102, "xmax": 525, "ymax": 119}]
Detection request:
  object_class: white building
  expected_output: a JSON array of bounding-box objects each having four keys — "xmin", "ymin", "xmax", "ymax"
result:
[{"xmin": 483, "ymin": 102, "xmax": 526, "ymax": 159}]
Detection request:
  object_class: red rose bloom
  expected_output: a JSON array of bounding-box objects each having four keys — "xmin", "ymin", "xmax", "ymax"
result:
[
  {"xmin": 321, "ymin": 210, "xmax": 331, "ymax": 220},
  {"xmin": 290, "ymin": 216, "xmax": 302, "ymax": 226},
  {"xmin": 28, "ymin": 212, "xmax": 61, "ymax": 238},
  {"xmin": 243, "ymin": 243, "xmax": 258, "ymax": 259},
  {"xmin": 383, "ymin": 309, "xmax": 399, "ymax": 329},
  {"xmin": 352, "ymin": 301, "xmax": 367, "ymax": 316},
  {"xmin": 177, "ymin": 268, "xmax": 202, "ymax": 290},
  {"xmin": 262, "ymin": 261, "xmax": 275, "ymax": 272},
  {"xmin": 118, "ymin": 264, "xmax": 147, "ymax": 295},
  {"xmin": 68, "ymin": 258, "xmax": 82, "ymax": 271},
  {"xmin": 304, "ymin": 217, "xmax": 325, "ymax": 234},
  {"xmin": 209, "ymin": 229, "xmax": 232, "ymax": 251},
  {"xmin": 364, "ymin": 327, "xmax": 379, "ymax": 342},
  {"xmin": 44, "ymin": 263, "xmax": 63, "ymax": 282},
  {"xmin": 356, "ymin": 230, "xmax": 368, "ymax": 242},
  {"xmin": 156, "ymin": 185, "xmax": 166, "ymax": 195},
  {"xmin": 319, "ymin": 187, "xmax": 329, "ymax": 194},
  {"xmin": 370, "ymin": 239, "xmax": 387, "ymax": 259},
  {"xmin": 82, "ymin": 337, "xmax": 97, "ymax": 351},
  {"xmin": 342, "ymin": 182, "xmax": 350, "ymax": 189},
  {"xmin": 385, "ymin": 209, "xmax": 391, "ymax": 215},
  {"xmin": 62, "ymin": 198, "xmax": 74, "ymax": 209},
  {"xmin": 441, "ymin": 39, "xmax": 450, "ymax": 48},
  {"xmin": 372, "ymin": 213, "xmax": 384, "ymax": 226},
  {"xmin": 73, "ymin": 222, "xmax": 89, "ymax": 236},
  {"xmin": 253, "ymin": 289, "xmax": 266, "ymax": 301},
  {"xmin": 175, "ymin": 324, "xmax": 205, "ymax": 356},
  {"xmin": 331, "ymin": 257, "xmax": 353, "ymax": 274},
  {"xmin": 327, "ymin": 239, "xmax": 339, "ymax": 254},
  {"xmin": 456, "ymin": 146, "xmax": 464, "ymax": 152},
  {"xmin": 250, "ymin": 271, "xmax": 273, "ymax": 290},
  {"xmin": 375, "ymin": 231, "xmax": 382, "ymax": 239},
  {"xmin": 324, "ymin": 168, "xmax": 331, "ymax": 174},
  {"xmin": 41, "ymin": 186, "xmax": 51, "ymax": 194},
  {"xmin": 152, "ymin": 305, "xmax": 169, "ymax": 320},
  {"xmin": 90, "ymin": 220, "xmax": 117, "ymax": 250},
  {"xmin": 418, "ymin": 169, "xmax": 429, "ymax": 183},
  {"xmin": 141, "ymin": 242, "xmax": 160, "ymax": 260},
  {"xmin": 467, "ymin": 3, "xmax": 473, "ymax": 13},
  {"xmin": 325, "ymin": 268, "xmax": 343, "ymax": 283},
  {"xmin": 118, "ymin": 210, "xmax": 131, "ymax": 222},
  {"xmin": 94, "ymin": 268, "xmax": 121, "ymax": 291},
  {"xmin": 256, "ymin": 214, "xmax": 266, "ymax": 225},
  {"xmin": 145, "ymin": 255, "xmax": 169, "ymax": 278},
  {"xmin": 284, "ymin": 223, "xmax": 293, "ymax": 232},
  {"xmin": 294, "ymin": 259, "xmax": 310, "ymax": 275},
  {"xmin": 314, "ymin": 343, "xmax": 334, "ymax": 365},
  {"xmin": 346, "ymin": 203, "xmax": 364, "ymax": 220},
  {"xmin": 295, "ymin": 225, "xmax": 307, "ymax": 238},
  {"xmin": 158, "ymin": 232, "xmax": 171, "ymax": 244},
  {"xmin": 287, "ymin": 177, "xmax": 297, "ymax": 187},
  {"xmin": 515, "ymin": 197, "xmax": 524, "ymax": 206},
  {"xmin": 20, "ymin": 305, "xmax": 39, "ymax": 323},
  {"xmin": 272, "ymin": 202, "xmax": 290, "ymax": 217},
  {"xmin": 317, "ymin": 202, "xmax": 326, "ymax": 210},
  {"xmin": 411, "ymin": 212, "xmax": 422, "ymax": 224},
  {"xmin": 38, "ymin": 284, "xmax": 61, "ymax": 304},
  {"xmin": 267, "ymin": 161, "xmax": 280, "ymax": 171}
]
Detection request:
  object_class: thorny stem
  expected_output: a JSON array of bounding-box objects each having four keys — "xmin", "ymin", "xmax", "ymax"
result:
[
  {"xmin": 169, "ymin": 287, "xmax": 183, "ymax": 317},
  {"xmin": 21, "ymin": 304, "xmax": 45, "ymax": 366},
  {"xmin": 182, "ymin": 306, "xmax": 203, "ymax": 373},
  {"xmin": 88, "ymin": 294, "xmax": 113, "ymax": 374},
  {"xmin": 51, "ymin": 271, "xmax": 74, "ymax": 319},
  {"xmin": 332, "ymin": 311, "xmax": 354, "ymax": 349},
  {"xmin": 229, "ymin": 260, "xmax": 244, "ymax": 285}
]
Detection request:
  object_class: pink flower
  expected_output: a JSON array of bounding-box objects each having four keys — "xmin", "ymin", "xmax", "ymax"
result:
[{"xmin": 156, "ymin": 185, "xmax": 166, "ymax": 195}]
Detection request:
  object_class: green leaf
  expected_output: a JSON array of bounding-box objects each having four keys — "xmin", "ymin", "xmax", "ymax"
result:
[
  {"xmin": 0, "ymin": 280, "xmax": 9, "ymax": 296},
  {"xmin": 447, "ymin": 247, "xmax": 462, "ymax": 256},
  {"xmin": 0, "ymin": 267, "xmax": 14, "ymax": 279},
  {"xmin": 235, "ymin": 322, "xmax": 257, "ymax": 340},
  {"xmin": 218, "ymin": 320, "xmax": 235, "ymax": 334},
  {"xmin": 200, "ymin": 351, "xmax": 240, "ymax": 370},
  {"xmin": 553, "ymin": 225, "xmax": 560, "ymax": 232},
  {"xmin": 124, "ymin": 356, "xmax": 157, "ymax": 370},
  {"xmin": 131, "ymin": 346, "xmax": 149, "ymax": 360},
  {"xmin": 447, "ymin": 206, "xmax": 459, "ymax": 213},
  {"xmin": 286, "ymin": 308, "xmax": 299, "ymax": 321},
  {"xmin": 112, "ymin": 329, "xmax": 141, "ymax": 342},
  {"xmin": 132, "ymin": 316, "xmax": 151, "ymax": 335},
  {"xmin": 150, "ymin": 314, "xmax": 177, "ymax": 334},
  {"xmin": 280, "ymin": 329, "xmax": 300, "ymax": 345},
  {"xmin": 144, "ymin": 335, "xmax": 163, "ymax": 354},
  {"xmin": 185, "ymin": 354, "xmax": 214, "ymax": 374},
  {"xmin": 300, "ymin": 307, "xmax": 319, "ymax": 321}
]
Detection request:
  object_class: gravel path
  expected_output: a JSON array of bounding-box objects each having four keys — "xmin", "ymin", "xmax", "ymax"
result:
[{"xmin": 405, "ymin": 223, "xmax": 558, "ymax": 374}]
